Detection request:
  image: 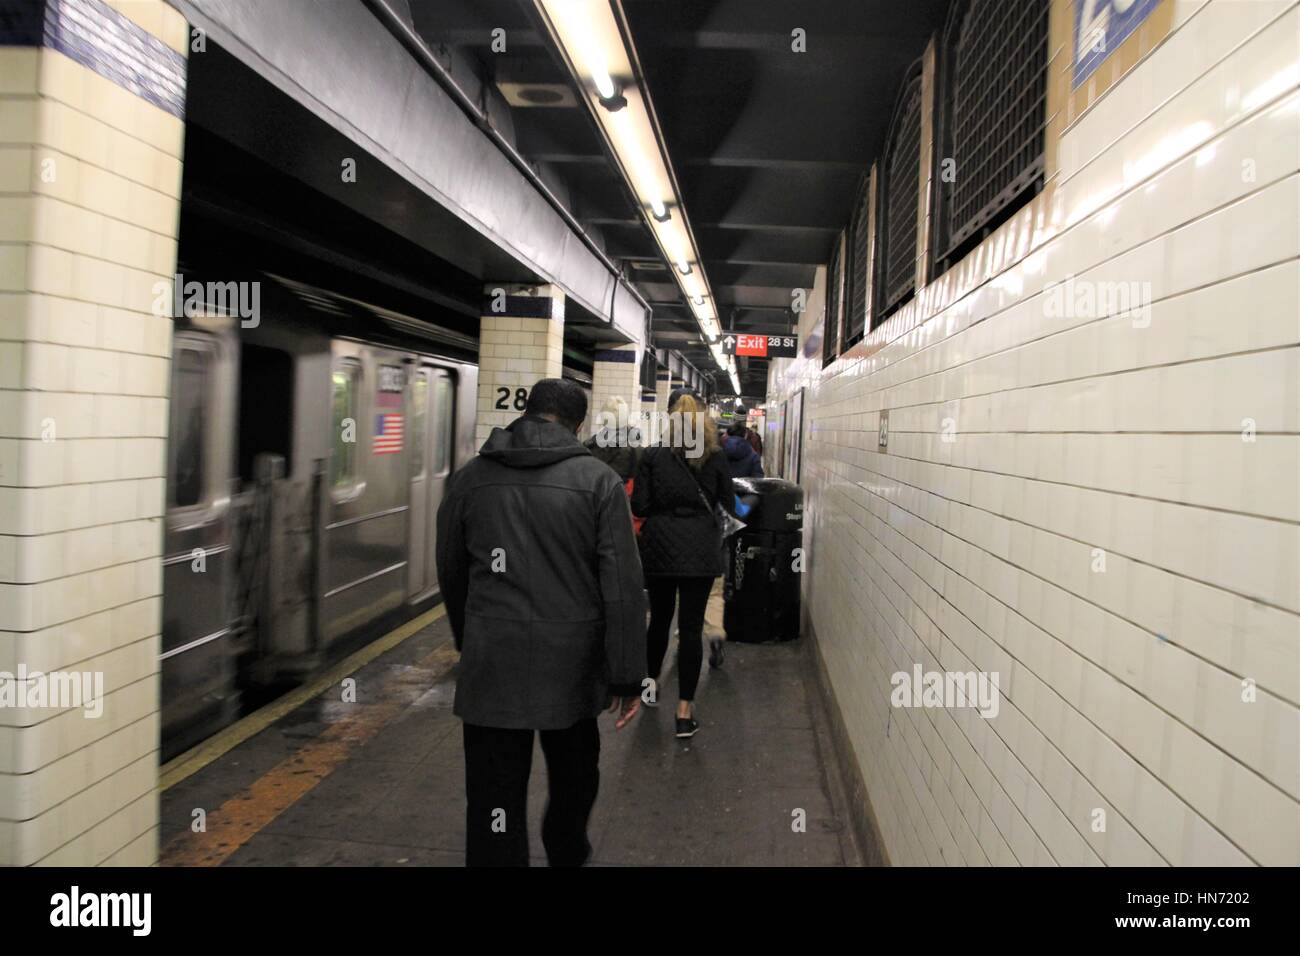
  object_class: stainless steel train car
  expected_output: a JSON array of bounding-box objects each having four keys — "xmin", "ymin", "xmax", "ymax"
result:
[{"xmin": 160, "ymin": 274, "xmax": 478, "ymax": 759}]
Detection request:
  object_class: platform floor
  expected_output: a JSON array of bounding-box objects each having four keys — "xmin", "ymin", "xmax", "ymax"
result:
[{"xmin": 159, "ymin": 608, "xmax": 861, "ymax": 866}]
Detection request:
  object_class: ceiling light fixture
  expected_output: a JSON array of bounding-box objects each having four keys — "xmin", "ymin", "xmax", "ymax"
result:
[
  {"xmin": 598, "ymin": 89, "xmax": 627, "ymax": 112},
  {"xmin": 592, "ymin": 68, "xmax": 615, "ymax": 100},
  {"xmin": 536, "ymin": 0, "xmax": 721, "ymax": 373},
  {"xmin": 594, "ymin": 72, "xmax": 627, "ymax": 111}
]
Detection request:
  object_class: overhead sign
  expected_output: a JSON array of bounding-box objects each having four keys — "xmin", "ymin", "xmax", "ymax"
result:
[
  {"xmin": 720, "ymin": 333, "xmax": 798, "ymax": 359},
  {"xmin": 1073, "ymin": 0, "xmax": 1160, "ymax": 88}
]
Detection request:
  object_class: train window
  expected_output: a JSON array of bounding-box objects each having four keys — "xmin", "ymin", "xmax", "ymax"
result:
[
  {"xmin": 330, "ymin": 359, "xmax": 361, "ymax": 493},
  {"xmin": 822, "ymin": 230, "xmax": 845, "ymax": 367},
  {"xmin": 933, "ymin": 0, "xmax": 1048, "ymax": 269},
  {"xmin": 168, "ymin": 343, "xmax": 209, "ymax": 509},
  {"xmin": 877, "ymin": 67, "xmax": 923, "ymax": 323},
  {"xmin": 432, "ymin": 374, "xmax": 453, "ymax": 475},
  {"xmin": 410, "ymin": 368, "xmax": 428, "ymax": 480},
  {"xmin": 238, "ymin": 343, "xmax": 294, "ymax": 482}
]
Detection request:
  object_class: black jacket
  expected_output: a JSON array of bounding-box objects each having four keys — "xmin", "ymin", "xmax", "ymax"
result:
[
  {"xmin": 435, "ymin": 416, "xmax": 647, "ymax": 730},
  {"xmin": 583, "ymin": 426, "xmax": 642, "ymax": 481},
  {"xmin": 723, "ymin": 435, "xmax": 764, "ymax": 479},
  {"xmin": 631, "ymin": 446, "xmax": 733, "ymax": 577}
]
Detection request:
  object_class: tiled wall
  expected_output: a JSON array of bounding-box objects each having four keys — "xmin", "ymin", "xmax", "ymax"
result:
[
  {"xmin": 474, "ymin": 285, "xmax": 565, "ymax": 446},
  {"xmin": 654, "ymin": 369, "xmax": 671, "ymax": 416},
  {"xmin": 589, "ymin": 344, "xmax": 641, "ymax": 434},
  {"xmin": 0, "ymin": 0, "xmax": 187, "ymax": 866},
  {"xmin": 768, "ymin": 0, "xmax": 1299, "ymax": 865}
]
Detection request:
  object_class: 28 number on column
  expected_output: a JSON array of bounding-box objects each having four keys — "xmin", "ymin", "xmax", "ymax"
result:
[{"xmin": 495, "ymin": 386, "xmax": 528, "ymax": 411}]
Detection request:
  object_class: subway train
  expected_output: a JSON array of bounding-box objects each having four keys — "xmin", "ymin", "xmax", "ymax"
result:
[{"xmin": 160, "ymin": 271, "xmax": 485, "ymax": 759}]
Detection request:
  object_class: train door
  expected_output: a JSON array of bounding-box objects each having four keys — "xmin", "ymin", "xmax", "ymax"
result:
[
  {"xmin": 161, "ymin": 317, "xmax": 238, "ymax": 758},
  {"xmin": 408, "ymin": 363, "xmax": 454, "ymax": 599},
  {"xmin": 323, "ymin": 341, "xmax": 410, "ymax": 643}
]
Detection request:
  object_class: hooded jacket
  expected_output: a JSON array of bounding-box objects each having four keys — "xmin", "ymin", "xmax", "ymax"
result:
[
  {"xmin": 723, "ymin": 434, "xmax": 764, "ymax": 479},
  {"xmin": 435, "ymin": 415, "xmax": 647, "ymax": 730}
]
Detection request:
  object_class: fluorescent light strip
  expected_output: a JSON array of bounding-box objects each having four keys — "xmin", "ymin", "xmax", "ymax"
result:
[{"xmin": 536, "ymin": 0, "xmax": 724, "ymax": 364}]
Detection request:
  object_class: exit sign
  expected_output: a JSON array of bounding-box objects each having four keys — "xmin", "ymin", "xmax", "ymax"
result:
[{"xmin": 720, "ymin": 333, "xmax": 798, "ymax": 358}]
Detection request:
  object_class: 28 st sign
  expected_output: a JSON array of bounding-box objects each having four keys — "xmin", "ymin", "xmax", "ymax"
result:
[{"xmin": 720, "ymin": 333, "xmax": 798, "ymax": 358}]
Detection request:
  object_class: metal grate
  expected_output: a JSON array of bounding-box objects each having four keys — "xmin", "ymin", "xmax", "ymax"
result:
[
  {"xmin": 845, "ymin": 178, "xmax": 871, "ymax": 344},
  {"xmin": 941, "ymin": 0, "xmax": 1048, "ymax": 257},
  {"xmin": 880, "ymin": 72, "xmax": 922, "ymax": 314},
  {"xmin": 823, "ymin": 231, "xmax": 844, "ymax": 365}
]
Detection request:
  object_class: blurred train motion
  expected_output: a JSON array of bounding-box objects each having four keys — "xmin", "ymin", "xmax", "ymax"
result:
[{"xmin": 160, "ymin": 275, "xmax": 482, "ymax": 758}]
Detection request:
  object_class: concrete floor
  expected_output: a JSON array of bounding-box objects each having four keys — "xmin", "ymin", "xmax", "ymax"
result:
[{"xmin": 160, "ymin": 610, "xmax": 860, "ymax": 867}]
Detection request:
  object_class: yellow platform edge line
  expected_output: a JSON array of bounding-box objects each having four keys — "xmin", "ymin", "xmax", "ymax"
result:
[{"xmin": 158, "ymin": 604, "xmax": 448, "ymax": 792}]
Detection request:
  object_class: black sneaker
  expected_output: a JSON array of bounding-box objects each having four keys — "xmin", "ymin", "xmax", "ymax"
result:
[
  {"xmin": 675, "ymin": 716, "xmax": 700, "ymax": 739},
  {"xmin": 708, "ymin": 637, "xmax": 725, "ymax": 669}
]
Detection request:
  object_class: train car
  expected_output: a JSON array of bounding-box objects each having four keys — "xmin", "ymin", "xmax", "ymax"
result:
[{"xmin": 159, "ymin": 273, "xmax": 478, "ymax": 759}]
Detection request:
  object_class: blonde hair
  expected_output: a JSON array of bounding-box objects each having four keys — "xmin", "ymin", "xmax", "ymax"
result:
[
  {"xmin": 601, "ymin": 395, "xmax": 628, "ymax": 422},
  {"xmin": 667, "ymin": 393, "xmax": 719, "ymax": 468}
]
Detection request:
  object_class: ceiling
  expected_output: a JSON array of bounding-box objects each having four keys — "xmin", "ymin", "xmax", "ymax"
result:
[{"xmin": 404, "ymin": 0, "xmax": 950, "ymax": 396}]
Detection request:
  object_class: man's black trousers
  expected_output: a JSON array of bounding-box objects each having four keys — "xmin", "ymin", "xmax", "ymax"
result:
[{"xmin": 462, "ymin": 718, "xmax": 599, "ymax": 867}]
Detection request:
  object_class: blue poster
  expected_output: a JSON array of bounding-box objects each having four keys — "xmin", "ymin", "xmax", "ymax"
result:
[{"xmin": 1073, "ymin": 0, "xmax": 1161, "ymax": 88}]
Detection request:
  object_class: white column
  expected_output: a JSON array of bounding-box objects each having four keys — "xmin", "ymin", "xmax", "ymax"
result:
[
  {"xmin": 588, "ymin": 343, "xmax": 639, "ymax": 433},
  {"xmin": 0, "ymin": 0, "xmax": 190, "ymax": 865},
  {"xmin": 475, "ymin": 283, "xmax": 565, "ymax": 446}
]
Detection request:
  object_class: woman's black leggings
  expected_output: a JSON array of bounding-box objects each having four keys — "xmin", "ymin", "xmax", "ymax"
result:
[{"xmin": 646, "ymin": 576, "xmax": 716, "ymax": 702}]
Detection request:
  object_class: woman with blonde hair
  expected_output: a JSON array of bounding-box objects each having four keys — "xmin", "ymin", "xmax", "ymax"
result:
[
  {"xmin": 631, "ymin": 393, "xmax": 734, "ymax": 738},
  {"xmin": 584, "ymin": 395, "xmax": 641, "ymax": 480}
]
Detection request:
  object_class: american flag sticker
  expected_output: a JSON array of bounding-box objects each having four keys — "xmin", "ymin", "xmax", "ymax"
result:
[{"xmin": 374, "ymin": 413, "xmax": 404, "ymax": 454}]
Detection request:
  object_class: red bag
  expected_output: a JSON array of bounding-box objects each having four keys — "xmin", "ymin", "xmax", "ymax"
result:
[{"xmin": 624, "ymin": 478, "xmax": 645, "ymax": 536}]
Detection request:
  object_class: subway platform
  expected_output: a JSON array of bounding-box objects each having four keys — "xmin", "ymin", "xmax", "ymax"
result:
[{"xmin": 158, "ymin": 609, "xmax": 861, "ymax": 867}]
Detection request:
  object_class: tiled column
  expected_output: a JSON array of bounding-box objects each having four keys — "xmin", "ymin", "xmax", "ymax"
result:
[
  {"xmin": 654, "ymin": 368, "xmax": 671, "ymax": 416},
  {"xmin": 475, "ymin": 283, "xmax": 564, "ymax": 446},
  {"xmin": 588, "ymin": 344, "xmax": 639, "ymax": 433},
  {"xmin": 640, "ymin": 388, "xmax": 657, "ymax": 432},
  {"xmin": 0, "ymin": 0, "xmax": 188, "ymax": 865}
]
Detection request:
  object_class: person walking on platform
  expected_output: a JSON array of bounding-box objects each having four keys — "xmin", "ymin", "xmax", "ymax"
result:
[
  {"xmin": 584, "ymin": 395, "xmax": 641, "ymax": 481},
  {"xmin": 722, "ymin": 422, "xmax": 764, "ymax": 479},
  {"xmin": 733, "ymin": 405, "xmax": 764, "ymax": 457},
  {"xmin": 435, "ymin": 378, "xmax": 646, "ymax": 867},
  {"xmin": 632, "ymin": 393, "xmax": 734, "ymax": 738}
]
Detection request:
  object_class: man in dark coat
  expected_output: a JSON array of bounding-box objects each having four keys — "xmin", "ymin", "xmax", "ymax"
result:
[
  {"xmin": 723, "ymin": 423, "xmax": 764, "ymax": 479},
  {"xmin": 734, "ymin": 404, "xmax": 764, "ymax": 456},
  {"xmin": 435, "ymin": 378, "xmax": 646, "ymax": 867}
]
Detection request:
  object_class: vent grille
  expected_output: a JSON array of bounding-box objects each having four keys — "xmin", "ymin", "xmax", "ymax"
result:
[
  {"xmin": 845, "ymin": 178, "xmax": 871, "ymax": 345},
  {"xmin": 880, "ymin": 72, "xmax": 922, "ymax": 315},
  {"xmin": 823, "ymin": 231, "xmax": 844, "ymax": 365},
  {"xmin": 940, "ymin": 0, "xmax": 1048, "ymax": 258}
]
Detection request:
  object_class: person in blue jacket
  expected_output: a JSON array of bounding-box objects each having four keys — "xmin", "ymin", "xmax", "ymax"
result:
[{"xmin": 722, "ymin": 423, "xmax": 764, "ymax": 479}]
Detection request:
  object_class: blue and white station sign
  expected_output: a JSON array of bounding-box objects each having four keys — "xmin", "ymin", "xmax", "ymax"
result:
[{"xmin": 1073, "ymin": 0, "xmax": 1161, "ymax": 88}]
